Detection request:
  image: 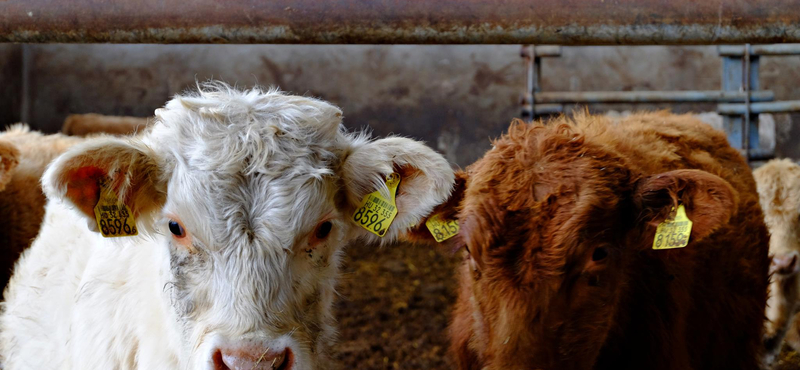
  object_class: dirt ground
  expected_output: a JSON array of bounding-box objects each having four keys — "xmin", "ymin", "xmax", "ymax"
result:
[
  {"xmin": 333, "ymin": 240, "xmax": 800, "ymax": 370},
  {"xmin": 333, "ymin": 241, "xmax": 461, "ymax": 369},
  {"xmin": 776, "ymin": 348, "xmax": 800, "ymax": 370}
]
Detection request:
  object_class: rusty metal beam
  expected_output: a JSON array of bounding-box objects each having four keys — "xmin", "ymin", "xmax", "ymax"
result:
[{"xmin": 2, "ymin": 0, "xmax": 800, "ymax": 44}]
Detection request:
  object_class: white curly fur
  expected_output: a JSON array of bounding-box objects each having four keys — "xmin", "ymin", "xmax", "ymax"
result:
[{"xmin": 0, "ymin": 83, "xmax": 454, "ymax": 370}]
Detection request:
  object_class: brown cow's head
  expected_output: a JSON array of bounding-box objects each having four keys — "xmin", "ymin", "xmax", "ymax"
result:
[{"xmin": 408, "ymin": 120, "xmax": 738, "ymax": 370}]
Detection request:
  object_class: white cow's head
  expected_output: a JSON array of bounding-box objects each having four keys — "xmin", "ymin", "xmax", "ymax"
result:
[{"xmin": 44, "ymin": 83, "xmax": 454, "ymax": 370}]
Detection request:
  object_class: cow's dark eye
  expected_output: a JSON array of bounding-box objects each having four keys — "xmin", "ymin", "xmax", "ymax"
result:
[
  {"xmin": 168, "ymin": 220, "xmax": 186, "ymax": 238},
  {"xmin": 315, "ymin": 221, "xmax": 332, "ymax": 240},
  {"xmin": 592, "ymin": 247, "xmax": 608, "ymax": 261}
]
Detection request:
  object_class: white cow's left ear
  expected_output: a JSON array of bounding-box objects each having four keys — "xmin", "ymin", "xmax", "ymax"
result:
[{"xmin": 340, "ymin": 137, "xmax": 455, "ymax": 243}]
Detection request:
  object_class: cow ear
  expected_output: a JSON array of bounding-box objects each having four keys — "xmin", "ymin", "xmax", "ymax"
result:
[
  {"xmin": 341, "ymin": 137, "xmax": 455, "ymax": 243},
  {"xmin": 402, "ymin": 171, "xmax": 468, "ymax": 248},
  {"xmin": 43, "ymin": 138, "xmax": 166, "ymax": 232},
  {"xmin": 0, "ymin": 140, "xmax": 20, "ymax": 192},
  {"xmin": 633, "ymin": 169, "xmax": 738, "ymax": 243}
]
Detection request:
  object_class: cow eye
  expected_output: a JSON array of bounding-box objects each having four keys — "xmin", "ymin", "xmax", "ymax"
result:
[
  {"xmin": 315, "ymin": 221, "xmax": 333, "ymax": 240},
  {"xmin": 592, "ymin": 247, "xmax": 608, "ymax": 261},
  {"xmin": 168, "ymin": 220, "xmax": 186, "ymax": 238}
]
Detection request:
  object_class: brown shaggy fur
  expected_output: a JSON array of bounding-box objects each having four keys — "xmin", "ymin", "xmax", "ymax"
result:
[
  {"xmin": 0, "ymin": 125, "xmax": 85, "ymax": 293},
  {"xmin": 409, "ymin": 111, "xmax": 770, "ymax": 370},
  {"xmin": 62, "ymin": 113, "xmax": 150, "ymax": 137}
]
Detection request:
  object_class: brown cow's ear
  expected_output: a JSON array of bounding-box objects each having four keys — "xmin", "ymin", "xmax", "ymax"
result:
[
  {"xmin": 43, "ymin": 138, "xmax": 166, "ymax": 232},
  {"xmin": 633, "ymin": 169, "xmax": 738, "ymax": 243},
  {"xmin": 402, "ymin": 171, "xmax": 468, "ymax": 248}
]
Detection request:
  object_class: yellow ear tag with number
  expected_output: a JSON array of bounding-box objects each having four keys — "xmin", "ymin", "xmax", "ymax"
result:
[
  {"xmin": 653, "ymin": 204, "xmax": 692, "ymax": 250},
  {"xmin": 425, "ymin": 214, "xmax": 460, "ymax": 242},
  {"xmin": 93, "ymin": 178, "xmax": 138, "ymax": 238},
  {"xmin": 352, "ymin": 173, "xmax": 400, "ymax": 237}
]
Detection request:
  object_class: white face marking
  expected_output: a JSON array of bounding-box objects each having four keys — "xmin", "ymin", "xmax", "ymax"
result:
[{"xmin": 146, "ymin": 86, "xmax": 356, "ymax": 368}]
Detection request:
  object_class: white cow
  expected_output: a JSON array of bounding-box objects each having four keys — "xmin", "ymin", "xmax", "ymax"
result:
[
  {"xmin": 0, "ymin": 83, "xmax": 454, "ymax": 370},
  {"xmin": 755, "ymin": 159, "xmax": 800, "ymax": 366}
]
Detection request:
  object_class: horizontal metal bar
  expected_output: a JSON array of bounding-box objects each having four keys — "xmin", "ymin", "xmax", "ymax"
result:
[
  {"xmin": 742, "ymin": 148, "xmax": 775, "ymax": 161},
  {"xmin": 718, "ymin": 44, "xmax": 800, "ymax": 56},
  {"xmin": 535, "ymin": 91, "xmax": 775, "ymax": 104},
  {"xmin": 718, "ymin": 101, "xmax": 800, "ymax": 114},
  {"xmin": 521, "ymin": 104, "xmax": 564, "ymax": 116},
  {"xmin": 2, "ymin": 0, "xmax": 800, "ymax": 44}
]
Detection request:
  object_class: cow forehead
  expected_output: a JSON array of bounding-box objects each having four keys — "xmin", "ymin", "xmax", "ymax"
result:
[
  {"xmin": 460, "ymin": 123, "xmax": 629, "ymax": 259},
  {"xmin": 146, "ymin": 85, "xmax": 351, "ymax": 248},
  {"xmin": 167, "ymin": 163, "xmax": 336, "ymax": 249}
]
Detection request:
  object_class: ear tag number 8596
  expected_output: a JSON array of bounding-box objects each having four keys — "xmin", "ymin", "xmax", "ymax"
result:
[
  {"xmin": 93, "ymin": 178, "xmax": 138, "ymax": 238},
  {"xmin": 352, "ymin": 173, "xmax": 400, "ymax": 237}
]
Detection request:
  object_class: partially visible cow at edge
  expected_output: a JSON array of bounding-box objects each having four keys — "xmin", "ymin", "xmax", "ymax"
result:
[
  {"xmin": 754, "ymin": 159, "xmax": 800, "ymax": 366},
  {"xmin": 0, "ymin": 83, "xmax": 454, "ymax": 370},
  {"xmin": 407, "ymin": 112, "xmax": 769, "ymax": 370},
  {"xmin": 0, "ymin": 117, "xmax": 149, "ymax": 296}
]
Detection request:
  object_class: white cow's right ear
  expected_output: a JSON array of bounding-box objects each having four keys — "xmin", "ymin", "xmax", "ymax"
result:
[
  {"xmin": 44, "ymin": 138, "xmax": 166, "ymax": 230},
  {"xmin": 340, "ymin": 137, "xmax": 455, "ymax": 243}
]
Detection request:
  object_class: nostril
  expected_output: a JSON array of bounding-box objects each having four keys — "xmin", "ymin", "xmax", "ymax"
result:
[
  {"xmin": 217, "ymin": 346, "xmax": 292, "ymax": 370},
  {"xmin": 212, "ymin": 349, "xmax": 230, "ymax": 370}
]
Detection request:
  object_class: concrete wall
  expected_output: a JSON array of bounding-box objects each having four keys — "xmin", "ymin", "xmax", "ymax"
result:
[{"xmin": 5, "ymin": 44, "xmax": 800, "ymax": 166}]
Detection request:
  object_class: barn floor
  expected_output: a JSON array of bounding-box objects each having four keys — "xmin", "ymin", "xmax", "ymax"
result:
[
  {"xmin": 333, "ymin": 241, "xmax": 800, "ymax": 370},
  {"xmin": 333, "ymin": 241, "xmax": 460, "ymax": 369}
]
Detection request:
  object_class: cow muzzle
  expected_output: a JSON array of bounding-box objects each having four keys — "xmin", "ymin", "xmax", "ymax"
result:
[
  {"xmin": 771, "ymin": 251, "xmax": 800, "ymax": 276},
  {"xmin": 212, "ymin": 344, "xmax": 293, "ymax": 370}
]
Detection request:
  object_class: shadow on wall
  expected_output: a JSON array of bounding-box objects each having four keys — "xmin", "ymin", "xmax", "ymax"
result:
[{"xmin": 1, "ymin": 44, "xmax": 800, "ymax": 166}]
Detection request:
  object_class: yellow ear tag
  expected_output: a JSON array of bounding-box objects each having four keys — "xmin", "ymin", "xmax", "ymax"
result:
[
  {"xmin": 352, "ymin": 173, "xmax": 400, "ymax": 237},
  {"xmin": 93, "ymin": 178, "xmax": 138, "ymax": 238},
  {"xmin": 653, "ymin": 204, "xmax": 692, "ymax": 250},
  {"xmin": 425, "ymin": 214, "xmax": 460, "ymax": 242}
]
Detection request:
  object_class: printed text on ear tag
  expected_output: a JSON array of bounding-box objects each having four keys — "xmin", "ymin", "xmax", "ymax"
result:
[
  {"xmin": 93, "ymin": 177, "xmax": 138, "ymax": 238},
  {"xmin": 425, "ymin": 214, "xmax": 459, "ymax": 242},
  {"xmin": 653, "ymin": 204, "xmax": 692, "ymax": 250},
  {"xmin": 352, "ymin": 173, "xmax": 400, "ymax": 237}
]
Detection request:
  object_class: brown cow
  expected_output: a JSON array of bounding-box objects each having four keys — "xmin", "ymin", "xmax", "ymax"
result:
[{"xmin": 408, "ymin": 111, "xmax": 769, "ymax": 370}]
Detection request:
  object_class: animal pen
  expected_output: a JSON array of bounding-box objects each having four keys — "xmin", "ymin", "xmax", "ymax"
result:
[{"xmin": 2, "ymin": 0, "xmax": 800, "ymax": 369}]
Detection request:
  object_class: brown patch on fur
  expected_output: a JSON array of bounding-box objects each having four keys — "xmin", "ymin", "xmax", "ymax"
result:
[
  {"xmin": 0, "ymin": 140, "xmax": 20, "ymax": 191},
  {"xmin": 62, "ymin": 113, "xmax": 151, "ymax": 137},
  {"xmin": 426, "ymin": 112, "xmax": 769, "ymax": 369}
]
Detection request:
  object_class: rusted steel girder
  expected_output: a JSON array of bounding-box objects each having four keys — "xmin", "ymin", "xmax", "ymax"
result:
[{"xmin": 1, "ymin": 0, "xmax": 800, "ymax": 44}]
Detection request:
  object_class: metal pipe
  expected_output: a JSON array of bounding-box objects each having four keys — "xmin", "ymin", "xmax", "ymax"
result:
[
  {"xmin": 535, "ymin": 90, "xmax": 775, "ymax": 104},
  {"xmin": 718, "ymin": 101, "xmax": 800, "ymax": 114},
  {"xmin": 2, "ymin": 0, "xmax": 800, "ymax": 44},
  {"xmin": 718, "ymin": 44, "xmax": 800, "ymax": 56},
  {"xmin": 743, "ymin": 44, "xmax": 751, "ymax": 159},
  {"xmin": 532, "ymin": 104, "xmax": 563, "ymax": 115}
]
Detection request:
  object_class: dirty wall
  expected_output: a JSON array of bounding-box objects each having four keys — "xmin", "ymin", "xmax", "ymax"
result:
[{"xmin": 2, "ymin": 44, "xmax": 799, "ymax": 166}]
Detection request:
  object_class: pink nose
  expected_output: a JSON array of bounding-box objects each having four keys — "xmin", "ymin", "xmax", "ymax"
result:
[
  {"xmin": 213, "ymin": 346, "xmax": 292, "ymax": 370},
  {"xmin": 771, "ymin": 252, "xmax": 800, "ymax": 276}
]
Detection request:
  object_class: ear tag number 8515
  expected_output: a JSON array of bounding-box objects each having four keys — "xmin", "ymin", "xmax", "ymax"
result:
[
  {"xmin": 653, "ymin": 204, "xmax": 692, "ymax": 250},
  {"xmin": 352, "ymin": 173, "xmax": 400, "ymax": 237},
  {"xmin": 425, "ymin": 214, "xmax": 459, "ymax": 242}
]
